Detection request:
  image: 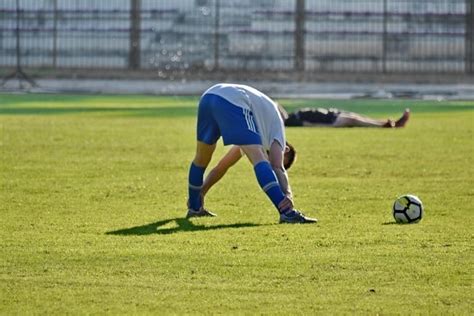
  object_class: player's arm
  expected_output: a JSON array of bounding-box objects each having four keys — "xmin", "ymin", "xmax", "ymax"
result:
[
  {"xmin": 268, "ymin": 140, "xmax": 293, "ymax": 200},
  {"xmin": 201, "ymin": 146, "xmax": 243, "ymax": 197}
]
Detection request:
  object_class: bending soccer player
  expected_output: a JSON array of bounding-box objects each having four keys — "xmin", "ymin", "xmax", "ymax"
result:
[
  {"xmin": 186, "ymin": 83, "xmax": 317, "ymax": 224},
  {"xmin": 284, "ymin": 107, "xmax": 410, "ymax": 128}
]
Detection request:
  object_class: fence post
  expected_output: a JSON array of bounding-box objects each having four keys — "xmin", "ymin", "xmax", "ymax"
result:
[
  {"xmin": 294, "ymin": 0, "xmax": 305, "ymax": 71},
  {"xmin": 214, "ymin": 0, "xmax": 220, "ymax": 70},
  {"xmin": 467, "ymin": 0, "xmax": 473, "ymax": 74},
  {"xmin": 129, "ymin": 0, "xmax": 141, "ymax": 69},
  {"xmin": 53, "ymin": 0, "xmax": 58, "ymax": 68},
  {"xmin": 382, "ymin": 0, "xmax": 387, "ymax": 73},
  {"xmin": 15, "ymin": 0, "xmax": 21, "ymax": 69},
  {"xmin": 1, "ymin": 0, "xmax": 37, "ymax": 88}
]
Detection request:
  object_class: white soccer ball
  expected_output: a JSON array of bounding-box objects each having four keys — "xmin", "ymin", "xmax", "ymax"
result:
[{"xmin": 392, "ymin": 194, "xmax": 423, "ymax": 224}]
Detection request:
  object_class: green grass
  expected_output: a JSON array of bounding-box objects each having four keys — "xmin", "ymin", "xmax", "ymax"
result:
[{"xmin": 1, "ymin": 93, "xmax": 473, "ymax": 314}]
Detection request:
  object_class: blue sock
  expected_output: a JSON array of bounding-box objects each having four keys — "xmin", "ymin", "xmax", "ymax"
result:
[
  {"xmin": 188, "ymin": 162, "xmax": 206, "ymax": 210},
  {"xmin": 253, "ymin": 161, "xmax": 289, "ymax": 213}
]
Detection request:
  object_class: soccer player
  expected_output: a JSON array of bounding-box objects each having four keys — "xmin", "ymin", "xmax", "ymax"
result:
[
  {"xmin": 186, "ymin": 83, "xmax": 317, "ymax": 223},
  {"xmin": 284, "ymin": 107, "xmax": 410, "ymax": 128}
]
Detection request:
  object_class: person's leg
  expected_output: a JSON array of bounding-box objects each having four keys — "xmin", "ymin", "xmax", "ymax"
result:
[
  {"xmin": 395, "ymin": 109, "xmax": 410, "ymax": 127},
  {"xmin": 187, "ymin": 93, "xmax": 220, "ymax": 217},
  {"xmin": 241, "ymin": 145, "xmax": 317, "ymax": 223},
  {"xmin": 188, "ymin": 141, "xmax": 216, "ymax": 212},
  {"xmin": 240, "ymin": 145, "xmax": 291, "ymax": 214},
  {"xmin": 332, "ymin": 112, "xmax": 393, "ymax": 127}
]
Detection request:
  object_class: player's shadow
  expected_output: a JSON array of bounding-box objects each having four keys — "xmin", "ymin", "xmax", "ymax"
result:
[
  {"xmin": 382, "ymin": 221, "xmax": 403, "ymax": 225},
  {"xmin": 106, "ymin": 217, "xmax": 261, "ymax": 236}
]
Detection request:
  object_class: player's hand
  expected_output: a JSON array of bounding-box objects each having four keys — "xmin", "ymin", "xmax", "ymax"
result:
[{"xmin": 278, "ymin": 196, "xmax": 294, "ymax": 212}]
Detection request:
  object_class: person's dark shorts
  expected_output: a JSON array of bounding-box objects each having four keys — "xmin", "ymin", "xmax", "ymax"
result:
[{"xmin": 285, "ymin": 108, "xmax": 340, "ymax": 126}]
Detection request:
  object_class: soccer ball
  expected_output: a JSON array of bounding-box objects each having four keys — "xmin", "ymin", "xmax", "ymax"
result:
[{"xmin": 392, "ymin": 194, "xmax": 423, "ymax": 224}]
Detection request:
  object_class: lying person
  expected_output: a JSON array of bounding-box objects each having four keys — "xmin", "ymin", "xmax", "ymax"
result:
[{"xmin": 284, "ymin": 107, "xmax": 410, "ymax": 128}]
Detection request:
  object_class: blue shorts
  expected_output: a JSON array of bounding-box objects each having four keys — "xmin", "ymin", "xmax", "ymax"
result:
[{"xmin": 197, "ymin": 93, "xmax": 262, "ymax": 146}]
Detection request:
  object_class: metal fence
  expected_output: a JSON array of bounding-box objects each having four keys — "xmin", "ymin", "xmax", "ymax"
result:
[{"xmin": 0, "ymin": 0, "xmax": 473, "ymax": 77}]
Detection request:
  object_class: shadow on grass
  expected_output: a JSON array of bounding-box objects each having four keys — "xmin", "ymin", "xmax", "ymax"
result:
[
  {"xmin": 106, "ymin": 217, "xmax": 262, "ymax": 236},
  {"xmin": 382, "ymin": 221, "xmax": 403, "ymax": 225}
]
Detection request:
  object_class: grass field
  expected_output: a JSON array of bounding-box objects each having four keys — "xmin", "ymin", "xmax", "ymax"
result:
[{"xmin": 1, "ymin": 93, "xmax": 473, "ymax": 314}]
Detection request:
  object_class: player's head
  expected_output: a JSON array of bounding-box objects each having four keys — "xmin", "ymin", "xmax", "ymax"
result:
[{"xmin": 283, "ymin": 142, "xmax": 296, "ymax": 170}]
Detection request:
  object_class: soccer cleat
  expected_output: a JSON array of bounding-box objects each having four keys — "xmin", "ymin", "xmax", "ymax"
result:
[
  {"xmin": 186, "ymin": 208, "xmax": 217, "ymax": 218},
  {"xmin": 279, "ymin": 210, "xmax": 318, "ymax": 224},
  {"xmin": 395, "ymin": 109, "xmax": 410, "ymax": 128}
]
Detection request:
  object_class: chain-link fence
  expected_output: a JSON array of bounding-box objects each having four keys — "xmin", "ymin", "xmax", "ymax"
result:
[{"xmin": 0, "ymin": 0, "xmax": 472, "ymax": 77}]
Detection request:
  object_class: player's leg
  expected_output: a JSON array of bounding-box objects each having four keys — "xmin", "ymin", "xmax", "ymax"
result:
[
  {"xmin": 333, "ymin": 112, "xmax": 393, "ymax": 127},
  {"xmin": 241, "ymin": 145, "xmax": 317, "ymax": 223},
  {"xmin": 188, "ymin": 141, "xmax": 216, "ymax": 212},
  {"xmin": 240, "ymin": 145, "xmax": 292, "ymax": 213},
  {"xmin": 394, "ymin": 109, "xmax": 410, "ymax": 127},
  {"xmin": 187, "ymin": 94, "xmax": 221, "ymax": 218}
]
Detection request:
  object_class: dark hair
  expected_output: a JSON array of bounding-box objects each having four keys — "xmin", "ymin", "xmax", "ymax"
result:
[{"xmin": 284, "ymin": 142, "xmax": 297, "ymax": 170}]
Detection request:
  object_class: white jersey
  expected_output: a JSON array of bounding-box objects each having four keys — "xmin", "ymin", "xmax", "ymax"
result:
[{"xmin": 203, "ymin": 83, "xmax": 286, "ymax": 151}]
